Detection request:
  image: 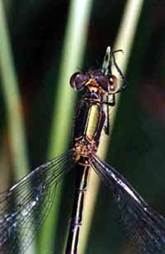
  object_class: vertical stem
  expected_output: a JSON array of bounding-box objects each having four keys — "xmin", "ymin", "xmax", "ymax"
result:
[
  {"xmin": 39, "ymin": 0, "xmax": 94, "ymax": 253},
  {"xmin": 78, "ymin": 1, "xmax": 144, "ymax": 253},
  {"xmin": 0, "ymin": 1, "xmax": 35, "ymax": 254}
]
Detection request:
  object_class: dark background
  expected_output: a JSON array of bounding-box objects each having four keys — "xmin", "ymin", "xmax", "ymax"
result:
[{"xmin": 0, "ymin": 0, "xmax": 165, "ymax": 253}]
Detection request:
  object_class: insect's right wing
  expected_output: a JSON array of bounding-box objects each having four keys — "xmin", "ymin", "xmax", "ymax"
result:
[
  {"xmin": 0, "ymin": 150, "xmax": 75, "ymax": 254},
  {"xmin": 90, "ymin": 154, "xmax": 165, "ymax": 254}
]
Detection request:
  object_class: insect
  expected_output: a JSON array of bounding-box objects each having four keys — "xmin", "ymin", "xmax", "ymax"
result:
[{"xmin": 0, "ymin": 47, "xmax": 165, "ymax": 254}]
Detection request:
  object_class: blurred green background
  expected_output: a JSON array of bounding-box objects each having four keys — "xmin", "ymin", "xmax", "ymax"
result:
[{"xmin": 0, "ymin": 0, "xmax": 165, "ymax": 254}]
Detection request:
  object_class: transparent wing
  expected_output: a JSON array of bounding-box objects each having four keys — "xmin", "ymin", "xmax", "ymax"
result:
[
  {"xmin": 0, "ymin": 149, "xmax": 75, "ymax": 254},
  {"xmin": 90, "ymin": 154, "xmax": 165, "ymax": 254}
]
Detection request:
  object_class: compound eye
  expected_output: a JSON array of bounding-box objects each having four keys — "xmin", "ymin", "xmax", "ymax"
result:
[
  {"xmin": 70, "ymin": 72, "xmax": 89, "ymax": 91},
  {"xmin": 108, "ymin": 75, "xmax": 119, "ymax": 93}
]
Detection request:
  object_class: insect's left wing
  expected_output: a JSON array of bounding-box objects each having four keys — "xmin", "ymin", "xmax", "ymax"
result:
[
  {"xmin": 0, "ymin": 150, "xmax": 75, "ymax": 254},
  {"xmin": 90, "ymin": 154, "xmax": 165, "ymax": 254}
]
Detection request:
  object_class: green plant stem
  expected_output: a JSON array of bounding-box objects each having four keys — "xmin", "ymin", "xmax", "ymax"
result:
[
  {"xmin": 0, "ymin": 1, "xmax": 35, "ymax": 253},
  {"xmin": 39, "ymin": 0, "xmax": 93, "ymax": 253},
  {"xmin": 78, "ymin": 1, "xmax": 144, "ymax": 253}
]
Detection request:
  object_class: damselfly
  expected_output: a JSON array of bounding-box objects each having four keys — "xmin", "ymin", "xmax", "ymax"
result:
[{"xmin": 0, "ymin": 47, "xmax": 165, "ymax": 254}]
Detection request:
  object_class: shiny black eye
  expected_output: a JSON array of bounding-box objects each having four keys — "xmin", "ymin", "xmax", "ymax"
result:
[
  {"xmin": 108, "ymin": 75, "xmax": 118, "ymax": 93},
  {"xmin": 70, "ymin": 72, "xmax": 89, "ymax": 91}
]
